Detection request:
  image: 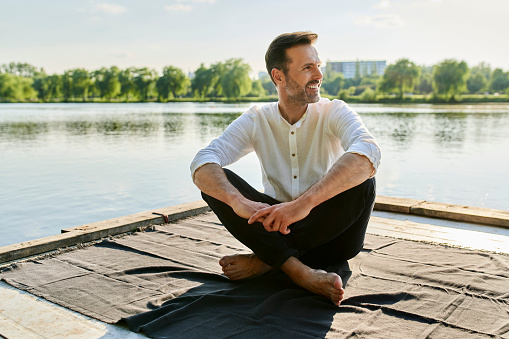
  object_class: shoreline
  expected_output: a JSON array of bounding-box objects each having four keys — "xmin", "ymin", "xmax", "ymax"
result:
[{"xmin": 1, "ymin": 95, "xmax": 508, "ymax": 105}]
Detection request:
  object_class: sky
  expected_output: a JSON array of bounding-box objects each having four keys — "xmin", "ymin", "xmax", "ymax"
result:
[{"xmin": 1, "ymin": 0, "xmax": 508, "ymax": 77}]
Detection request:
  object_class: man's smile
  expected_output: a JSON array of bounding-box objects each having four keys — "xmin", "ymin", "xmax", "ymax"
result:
[{"xmin": 306, "ymin": 82, "xmax": 320, "ymax": 90}]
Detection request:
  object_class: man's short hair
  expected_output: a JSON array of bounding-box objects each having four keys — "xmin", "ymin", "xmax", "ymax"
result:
[{"xmin": 265, "ymin": 31, "xmax": 318, "ymax": 85}]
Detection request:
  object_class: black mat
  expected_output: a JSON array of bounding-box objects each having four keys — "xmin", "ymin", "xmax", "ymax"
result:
[{"xmin": 1, "ymin": 213, "xmax": 508, "ymax": 338}]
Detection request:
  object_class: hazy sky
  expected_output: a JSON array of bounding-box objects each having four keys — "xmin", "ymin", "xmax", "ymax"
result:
[{"xmin": 1, "ymin": 0, "xmax": 508, "ymax": 76}]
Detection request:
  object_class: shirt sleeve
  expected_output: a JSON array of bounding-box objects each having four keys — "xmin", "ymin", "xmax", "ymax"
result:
[
  {"xmin": 328, "ymin": 100, "xmax": 381, "ymax": 177},
  {"xmin": 190, "ymin": 110, "xmax": 256, "ymax": 178}
]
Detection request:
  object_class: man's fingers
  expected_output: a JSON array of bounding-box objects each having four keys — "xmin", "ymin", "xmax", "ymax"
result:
[
  {"xmin": 248, "ymin": 207, "xmax": 272, "ymax": 224},
  {"xmin": 279, "ymin": 221, "xmax": 291, "ymax": 235}
]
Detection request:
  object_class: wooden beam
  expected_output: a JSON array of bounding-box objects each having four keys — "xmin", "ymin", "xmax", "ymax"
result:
[{"xmin": 0, "ymin": 201, "xmax": 210, "ymax": 264}]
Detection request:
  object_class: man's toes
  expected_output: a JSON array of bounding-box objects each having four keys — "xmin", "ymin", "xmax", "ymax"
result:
[
  {"xmin": 219, "ymin": 256, "xmax": 233, "ymax": 267},
  {"xmin": 333, "ymin": 275, "xmax": 343, "ymax": 290}
]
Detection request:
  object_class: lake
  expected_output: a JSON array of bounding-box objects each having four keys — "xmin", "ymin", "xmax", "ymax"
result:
[{"xmin": 1, "ymin": 102, "xmax": 508, "ymax": 247}]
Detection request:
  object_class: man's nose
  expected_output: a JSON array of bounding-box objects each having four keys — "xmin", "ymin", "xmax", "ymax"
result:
[{"xmin": 313, "ymin": 67, "xmax": 323, "ymax": 80}]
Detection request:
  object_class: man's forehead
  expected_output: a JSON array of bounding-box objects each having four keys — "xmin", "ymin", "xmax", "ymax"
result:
[{"xmin": 287, "ymin": 44, "xmax": 321, "ymax": 65}]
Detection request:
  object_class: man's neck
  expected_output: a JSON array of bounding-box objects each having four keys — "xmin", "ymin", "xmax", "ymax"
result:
[{"xmin": 278, "ymin": 100, "xmax": 308, "ymax": 125}]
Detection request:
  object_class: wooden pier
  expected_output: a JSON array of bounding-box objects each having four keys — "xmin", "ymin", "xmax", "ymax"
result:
[
  {"xmin": 1, "ymin": 196, "xmax": 508, "ymax": 266},
  {"xmin": 0, "ymin": 197, "xmax": 508, "ymax": 339}
]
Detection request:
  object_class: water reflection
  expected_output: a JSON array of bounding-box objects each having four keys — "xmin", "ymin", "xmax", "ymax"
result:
[
  {"xmin": 432, "ymin": 113, "xmax": 466, "ymax": 146},
  {"xmin": 65, "ymin": 121, "xmax": 93, "ymax": 135},
  {"xmin": 362, "ymin": 113, "xmax": 418, "ymax": 151},
  {"xmin": 162, "ymin": 114, "xmax": 185, "ymax": 137},
  {"xmin": 95, "ymin": 119, "xmax": 158, "ymax": 136},
  {"xmin": 195, "ymin": 112, "xmax": 241, "ymax": 136},
  {"xmin": 0, "ymin": 121, "xmax": 49, "ymax": 139}
]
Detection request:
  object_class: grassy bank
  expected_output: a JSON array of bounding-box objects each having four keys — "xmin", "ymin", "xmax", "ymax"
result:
[{"xmin": 1, "ymin": 94, "xmax": 508, "ymax": 104}]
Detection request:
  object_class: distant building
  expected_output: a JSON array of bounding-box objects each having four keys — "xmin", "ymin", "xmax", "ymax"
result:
[{"xmin": 326, "ymin": 60, "xmax": 386, "ymax": 79}]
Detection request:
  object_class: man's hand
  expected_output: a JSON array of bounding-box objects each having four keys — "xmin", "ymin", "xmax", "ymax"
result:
[
  {"xmin": 247, "ymin": 200, "xmax": 313, "ymax": 235},
  {"xmin": 231, "ymin": 198, "xmax": 270, "ymax": 221}
]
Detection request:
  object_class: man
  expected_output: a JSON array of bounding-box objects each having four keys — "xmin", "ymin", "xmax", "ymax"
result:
[{"xmin": 191, "ymin": 31, "xmax": 380, "ymax": 306}]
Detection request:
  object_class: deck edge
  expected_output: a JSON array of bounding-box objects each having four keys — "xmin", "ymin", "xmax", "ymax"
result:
[
  {"xmin": 0, "ymin": 201, "xmax": 210, "ymax": 264},
  {"xmin": 1, "ymin": 196, "xmax": 508, "ymax": 265}
]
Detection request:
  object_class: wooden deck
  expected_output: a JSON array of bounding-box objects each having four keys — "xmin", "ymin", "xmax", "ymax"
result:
[
  {"xmin": 1, "ymin": 196, "xmax": 508, "ymax": 266},
  {"xmin": 369, "ymin": 212, "xmax": 509, "ymax": 253},
  {"xmin": 0, "ymin": 198, "xmax": 508, "ymax": 338}
]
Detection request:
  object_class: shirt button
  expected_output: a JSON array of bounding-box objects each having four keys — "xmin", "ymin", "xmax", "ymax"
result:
[
  {"xmin": 292, "ymin": 154, "xmax": 295, "ymax": 157},
  {"xmin": 291, "ymin": 131, "xmax": 295, "ymax": 135},
  {"xmin": 294, "ymin": 175, "xmax": 297, "ymax": 179}
]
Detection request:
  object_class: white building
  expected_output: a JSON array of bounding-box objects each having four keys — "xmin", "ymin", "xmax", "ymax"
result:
[{"xmin": 327, "ymin": 60, "xmax": 386, "ymax": 79}]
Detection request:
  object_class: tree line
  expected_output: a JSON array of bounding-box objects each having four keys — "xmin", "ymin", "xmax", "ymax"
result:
[
  {"xmin": 322, "ymin": 59, "xmax": 509, "ymax": 102},
  {"xmin": 1, "ymin": 58, "xmax": 509, "ymax": 103}
]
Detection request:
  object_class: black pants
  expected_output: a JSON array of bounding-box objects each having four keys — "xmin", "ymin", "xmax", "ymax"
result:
[{"xmin": 202, "ymin": 169, "xmax": 376, "ymax": 270}]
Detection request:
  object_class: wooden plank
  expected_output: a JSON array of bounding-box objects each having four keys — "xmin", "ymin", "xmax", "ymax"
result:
[
  {"xmin": 368, "ymin": 216, "xmax": 509, "ymax": 253},
  {"xmin": 0, "ymin": 201, "xmax": 210, "ymax": 264},
  {"xmin": 410, "ymin": 201, "xmax": 509, "ymax": 228},
  {"xmin": 374, "ymin": 196, "xmax": 425, "ymax": 214},
  {"xmin": 0, "ymin": 284, "xmax": 108, "ymax": 339}
]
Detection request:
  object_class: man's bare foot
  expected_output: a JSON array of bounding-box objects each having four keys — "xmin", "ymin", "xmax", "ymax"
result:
[
  {"xmin": 219, "ymin": 253, "xmax": 272, "ymax": 280},
  {"xmin": 282, "ymin": 257, "xmax": 345, "ymax": 306},
  {"xmin": 300, "ymin": 269, "xmax": 344, "ymax": 306}
]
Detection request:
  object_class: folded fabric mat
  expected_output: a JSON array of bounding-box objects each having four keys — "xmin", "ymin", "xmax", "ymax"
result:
[{"xmin": 1, "ymin": 212, "xmax": 508, "ymax": 338}]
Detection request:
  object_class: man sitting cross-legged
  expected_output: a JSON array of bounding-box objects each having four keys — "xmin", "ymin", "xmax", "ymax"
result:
[{"xmin": 191, "ymin": 31, "xmax": 381, "ymax": 306}]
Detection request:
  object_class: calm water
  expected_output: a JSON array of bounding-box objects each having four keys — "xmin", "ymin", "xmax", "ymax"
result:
[{"xmin": 1, "ymin": 102, "xmax": 508, "ymax": 247}]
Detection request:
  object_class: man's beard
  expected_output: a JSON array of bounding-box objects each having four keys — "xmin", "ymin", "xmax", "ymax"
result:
[{"xmin": 285, "ymin": 74, "xmax": 321, "ymax": 106}]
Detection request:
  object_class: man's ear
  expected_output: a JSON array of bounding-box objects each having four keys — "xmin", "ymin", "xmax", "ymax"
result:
[{"xmin": 271, "ymin": 68, "xmax": 284, "ymax": 85}]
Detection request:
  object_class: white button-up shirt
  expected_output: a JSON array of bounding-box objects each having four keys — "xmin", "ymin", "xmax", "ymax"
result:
[{"xmin": 190, "ymin": 98, "xmax": 381, "ymax": 202}]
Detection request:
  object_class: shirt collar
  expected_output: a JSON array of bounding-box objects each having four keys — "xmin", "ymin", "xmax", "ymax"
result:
[{"xmin": 277, "ymin": 103, "xmax": 309, "ymax": 128}]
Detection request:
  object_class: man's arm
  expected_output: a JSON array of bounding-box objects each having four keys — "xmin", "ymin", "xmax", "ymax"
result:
[
  {"xmin": 193, "ymin": 163, "xmax": 270, "ymax": 220},
  {"xmin": 248, "ymin": 152, "xmax": 373, "ymax": 234}
]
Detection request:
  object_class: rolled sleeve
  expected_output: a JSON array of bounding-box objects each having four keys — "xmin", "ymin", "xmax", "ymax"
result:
[
  {"xmin": 329, "ymin": 100, "xmax": 381, "ymax": 177},
  {"xmin": 190, "ymin": 111, "xmax": 256, "ymax": 178}
]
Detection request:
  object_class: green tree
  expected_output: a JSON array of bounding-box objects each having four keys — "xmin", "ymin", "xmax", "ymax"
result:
[
  {"xmin": 220, "ymin": 59, "xmax": 252, "ymax": 99},
  {"xmin": 32, "ymin": 73, "xmax": 50, "ymax": 100},
  {"xmin": 467, "ymin": 63, "xmax": 490, "ymax": 94},
  {"xmin": 209, "ymin": 61, "xmax": 226, "ymax": 97},
  {"xmin": 94, "ymin": 66, "xmax": 120, "ymax": 100},
  {"xmin": 379, "ymin": 59, "xmax": 420, "ymax": 98},
  {"xmin": 489, "ymin": 68, "xmax": 509, "ymax": 93},
  {"xmin": 0, "ymin": 73, "xmax": 37, "ymax": 101},
  {"xmin": 1, "ymin": 62, "xmax": 42, "ymax": 77},
  {"xmin": 415, "ymin": 66, "xmax": 433, "ymax": 94},
  {"xmin": 71, "ymin": 69, "xmax": 92, "ymax": 101},
  {"xmin": 191, "ymin": 64, "xmax": 214, "ymax": 99},
  {"xmin": 475, "ymin": 62, "xmax": 492, "ymax": 80},
  {"xmin": 247, "ymin": 79, "xmax": 266, "ymax": 97},
  {"xmin": 360, "ymin": 74, "xmax": 381, "ymax": 87},
  {"xmin": 260, "ymin": 77, "xmax": 277, "ymax": 96},
  {"xmin": 133, "ymin": 68, "xmax": 157, "ymax": 101},
  {"xmin": 61, "ymin": 71, "xmax": 73, "ymax": 101},
  {"xmin": 32, "ymin": 73, "xmax": 62, "ymax": 101},
  {"xmin": 118, "ymin": 68, "xmax": 136, "ymax": 101},
  {"xmin": 321, "ymin": 73, "xmax": 345, "ymax": 96},
  {"xmin": 337, "ymin": 87, "xmax": 356, "ymax": 101},
  {"xmin": 359, "ymin": 87, "xmax": 377, "ymax": 102},
  {"xmin": 433, "ymin": 59, "xmax": 469, "ymax": 99},
  {"xmin": 156, "ymin": 66, "xmax": 189, "ymax": 101},
  {"xmin": 467, "ymin": 71, "xmax": 487, "ymax": 94}
]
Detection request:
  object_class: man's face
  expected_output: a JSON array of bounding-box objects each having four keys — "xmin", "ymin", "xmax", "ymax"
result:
[{"xmin": 282, "ymin": 44, "xmax": 323, "ymax": 105}]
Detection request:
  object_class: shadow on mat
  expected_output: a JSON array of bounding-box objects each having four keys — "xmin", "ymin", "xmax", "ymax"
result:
[{"xmin": 124, "ymin": 263, "xmax": 353, "ymax": 339}]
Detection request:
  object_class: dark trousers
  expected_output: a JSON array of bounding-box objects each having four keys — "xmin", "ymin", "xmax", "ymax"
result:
[{"xmin": 202, "ymin": 169, "xmax": 376, "ymax": 270}]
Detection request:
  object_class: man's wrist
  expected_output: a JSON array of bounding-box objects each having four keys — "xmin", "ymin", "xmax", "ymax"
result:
[
  {"xmin": 225, "ymin": 191, "xmax": 247, "ymax": 208},
  {"xmin": 295, "ymin": 193, "xmax": 318, "ymax": 212}
]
